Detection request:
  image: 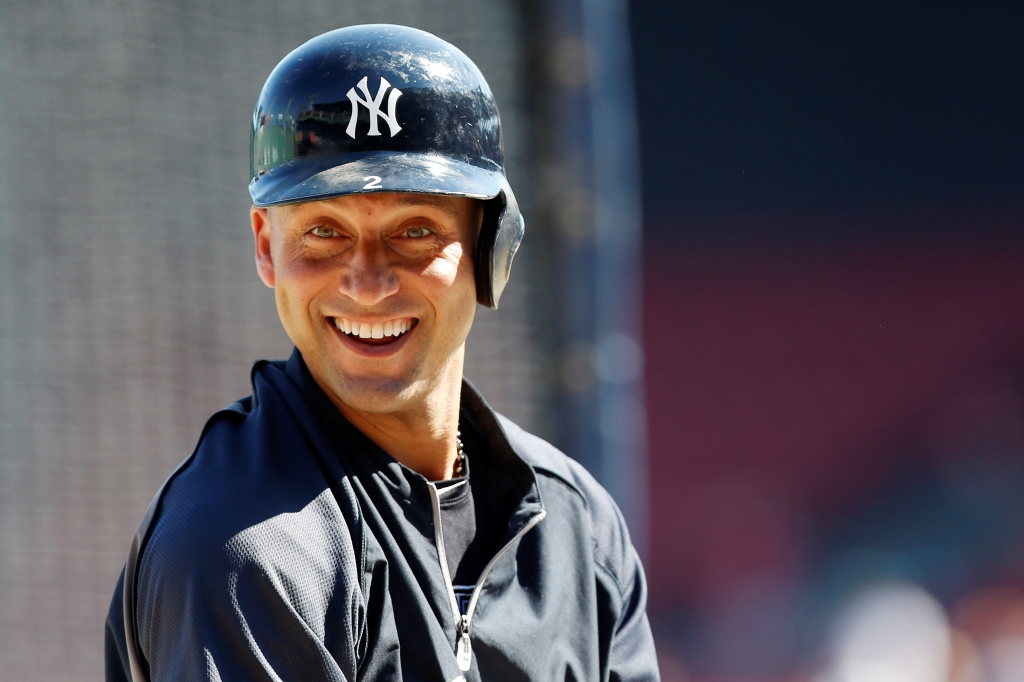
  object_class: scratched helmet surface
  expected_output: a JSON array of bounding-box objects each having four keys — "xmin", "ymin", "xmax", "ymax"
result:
[{"xmin": 249, "ymin": 24, "xmax": 524, "ymax": 308}]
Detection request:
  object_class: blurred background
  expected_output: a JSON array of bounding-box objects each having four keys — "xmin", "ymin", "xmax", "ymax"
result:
[{"xmin": 1, "ymin": 1, "xmax": 1022, "ymax": 681}]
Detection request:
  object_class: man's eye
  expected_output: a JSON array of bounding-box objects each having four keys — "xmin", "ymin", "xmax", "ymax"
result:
[
  {"xmin": 311, "ymin": 225, "xmax": 339, "ymax": 238},
  {"xmin": 404, "ymin": 226, "xmax": 433, "ymax": 239}
]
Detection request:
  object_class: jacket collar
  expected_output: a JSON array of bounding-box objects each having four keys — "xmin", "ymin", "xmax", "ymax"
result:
[{"xmin": 272, "ymin": 348, "xmax": 544, "ymax": 527}]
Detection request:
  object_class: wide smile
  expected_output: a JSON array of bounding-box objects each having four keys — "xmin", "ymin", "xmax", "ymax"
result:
[{"xmin": 328, "ymin": 315, "xmax": 419, "ymax": 356}]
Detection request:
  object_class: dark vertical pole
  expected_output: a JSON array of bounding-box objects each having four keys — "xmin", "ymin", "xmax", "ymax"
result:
[
  {"xmin": 582, "ymin": 0, "xmax": 648, "ymax": 556},
  {"xmin": 522, "ymin": 0, "xmax": 648, "ymax": 553}
]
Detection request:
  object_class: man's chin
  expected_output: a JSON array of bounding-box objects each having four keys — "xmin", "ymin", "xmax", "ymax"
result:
[{"xmin": 327, "ymin": 371, "xmax": 425, "ymax": 414}]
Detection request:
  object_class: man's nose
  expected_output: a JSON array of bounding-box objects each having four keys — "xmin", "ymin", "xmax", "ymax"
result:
[{"xmin": 337, "ymin": 241, "xmax": 399, "ymax": 306}]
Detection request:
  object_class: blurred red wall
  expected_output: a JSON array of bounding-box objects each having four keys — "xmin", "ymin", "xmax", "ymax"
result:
[{"xmin": 644, "ymin": 239, "xmax": 1024, "ymax": 609}]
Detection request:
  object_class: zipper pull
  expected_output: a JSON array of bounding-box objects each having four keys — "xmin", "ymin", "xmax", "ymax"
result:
[{"xmin": 456, "ymin": 615, "xmax": 472, "ymax": 671}]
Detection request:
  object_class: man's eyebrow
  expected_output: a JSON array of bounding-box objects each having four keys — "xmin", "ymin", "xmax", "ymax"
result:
[{"xmin": 390, "ymin": 194, "xmax": 460, "ymax": 218}]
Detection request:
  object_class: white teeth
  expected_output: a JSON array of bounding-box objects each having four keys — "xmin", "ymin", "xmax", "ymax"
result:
[{"xmin": 336, "ymin": 317, "xmax": 413, "ymax": 339}]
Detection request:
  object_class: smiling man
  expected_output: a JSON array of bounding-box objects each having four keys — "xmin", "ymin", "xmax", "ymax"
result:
[
  {"xmin": 105, "ymin": 24, "xmax": 658, "ymax": 682},
  {"xmin": 255, "ymin": 193, "xmax": 483, "ymax": 483}
]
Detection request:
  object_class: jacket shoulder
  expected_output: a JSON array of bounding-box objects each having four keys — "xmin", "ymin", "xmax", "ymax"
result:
[
  {"xmin": 141, "ymin": 397, "xmax": 359, "ymax": 576},
  {"xmin": 495, "ymin": 414, "xmax": 637, "ymax": 595},
  {"xmin": 135, "ymin": 399, "xmax": 364, "ymax": 665}
]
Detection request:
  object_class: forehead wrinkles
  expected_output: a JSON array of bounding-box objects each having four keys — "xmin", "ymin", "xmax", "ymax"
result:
[
  {"xmin": 267, "ymin": 204, "xmax": 298, "ymax": 232},
  {"xmin": 276, "ymin": 193, "xmax": 465, "ymax": 223},
  {"xmin": 384, "ymin": 194, "xmax": 461, "ymax": 219}
]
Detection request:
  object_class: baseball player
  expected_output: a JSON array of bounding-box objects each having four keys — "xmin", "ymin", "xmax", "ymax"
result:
[{"xmin": 104, "ymin": 24, "xmax": 659, "ymax": 682}]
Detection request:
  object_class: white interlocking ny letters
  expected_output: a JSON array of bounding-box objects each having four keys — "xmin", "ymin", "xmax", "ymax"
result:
[{"xmin": 346, "ymin": 76, "xmax": 403, "ymax": 139}]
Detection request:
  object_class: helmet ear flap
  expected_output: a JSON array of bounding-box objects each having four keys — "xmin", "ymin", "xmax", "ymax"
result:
[
  {"xmin": 474, "ymin": 187, "xmax": 524, "ymax": 309},
  {"xmin": 474, "ymin": 196, "xmax": 503, "ymax": 308}
]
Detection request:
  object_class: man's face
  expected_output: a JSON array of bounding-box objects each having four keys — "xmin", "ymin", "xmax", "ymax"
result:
[{"xmin": 251, "ymin": 192, "xmax": 482, "ymax": 414}]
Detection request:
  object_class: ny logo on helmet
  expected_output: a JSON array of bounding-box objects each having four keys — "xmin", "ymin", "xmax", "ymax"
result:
[{"xmin": 346, "ymin": 76, "xmax": 403, "ymax": 139}]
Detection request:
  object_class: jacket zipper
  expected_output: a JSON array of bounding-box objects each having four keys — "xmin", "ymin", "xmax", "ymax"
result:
[{"xmin": 428, "ymin": 483, "xmax": 546, "ymax": 672}]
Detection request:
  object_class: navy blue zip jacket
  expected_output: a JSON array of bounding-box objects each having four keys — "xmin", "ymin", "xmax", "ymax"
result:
[{"xmin": 105, "ymin": 350, "xmax": 659, "ymax": 682}]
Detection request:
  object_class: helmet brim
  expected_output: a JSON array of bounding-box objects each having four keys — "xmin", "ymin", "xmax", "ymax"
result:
[{"xmin": 249, "ymin": 151, "xmax": 506, "ymax": 207}]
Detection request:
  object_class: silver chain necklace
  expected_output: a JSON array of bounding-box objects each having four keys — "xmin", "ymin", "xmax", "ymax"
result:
[{"xmin": 452, "ymin": 429, "xmax": 467, "ymax": 478}]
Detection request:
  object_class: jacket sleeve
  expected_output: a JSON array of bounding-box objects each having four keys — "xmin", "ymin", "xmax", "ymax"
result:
[
  {"xmin": 105, "ymin": 568, "xmax": 132, "ymax": 682},
  {"xmin": 606, "ymin": 543, "xmax": 660, "ymax": 682},
  {"xmin": 497, "ymin": 414, "xmax": 661, "ymax": 682},
  {"xmin": 566, "ymin": 458, "xmax": 660, "ymax": 682},
  {"xmin": 134, "ymin": 493, "xmax": 366, "ymax": 682}
]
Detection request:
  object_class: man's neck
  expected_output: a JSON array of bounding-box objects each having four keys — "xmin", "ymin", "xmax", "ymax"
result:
[{"xmin": 328, "ymin": 361, "xmax": 464, "ymax": 482}]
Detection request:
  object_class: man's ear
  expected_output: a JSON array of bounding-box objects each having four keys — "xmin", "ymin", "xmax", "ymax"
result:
[
  {"xmin": 251, "ymin": 205, "xmax": 275, "ymax": 288},
  {"xmin": 476, "ymin": 199, "xmax": 486, "ymax": 237}
]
